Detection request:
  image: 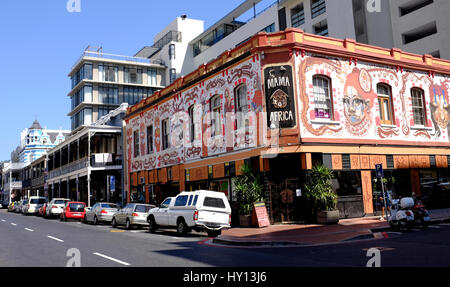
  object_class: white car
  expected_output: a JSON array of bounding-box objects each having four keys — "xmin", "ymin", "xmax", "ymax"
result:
[
  {"xmin": 23, "ymin": 196, "xmax": 47, "ymax": 215},
  {"xmin": 147, "ymin": 190, "xmax": 231, "ymax": 237},
  {"xmin": 45, "ymin": 198, "xmax": 70, "ymax": 218}
]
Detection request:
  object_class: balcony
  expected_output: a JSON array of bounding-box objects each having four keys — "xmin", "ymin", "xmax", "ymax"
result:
[
  {"xmin": 48, "ymin": 158, "xmax": 89, "ymax": 180},
  {"xmin": 152, "ymin": 30, "xmax": 182, "ymax": 50},
  {"xmin": 72, "ymin": 50, "xmax": 165, "ymax": 72}
]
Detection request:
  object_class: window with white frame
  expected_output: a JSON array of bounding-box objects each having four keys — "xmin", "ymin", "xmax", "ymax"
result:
[
  {"xmin": 411, "ymin": 88, "xmax": 426, "ymax": 126},
  {"xmin": 235, "ymin": 84, "xmax": 248, "ymax": 129},
  {"xmin": 313, "ymin": 76, "xmax": 332, "ymax": 119},
  {"xmin": 161, "ymin": 119, "xmax": 170, "ymax": 150},
  {"xmin": 134, "ymin": 130, "xmax": 139, "ymax": 158},
  {"xmin": 210, "ymin": 95, "xmax": 222, "ymax": 137},
  {"xmin": 188, "ymin": 105, "xmax": 195, "ymax": 142},
  {"xmin": 147, "ymin": 125, "xmax": 154, "ymax": 154}
]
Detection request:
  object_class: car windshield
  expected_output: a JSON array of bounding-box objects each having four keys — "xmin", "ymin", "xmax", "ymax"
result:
[
  {"xmin": 55, "ymin": 200, "xmax": 68, "ymax": 204},
  {"xmin": 101, "ymin": 203, "xmax": 118, "ymax": 209},
  {"xmin": 135, "ymin": 205, "xmax": 152, "ymax": 213},
  {"xmin": 203, "ymin": 197, "xmax": 225, "ymax": 208},
  {"xmin": 69, "ymin": 203, "xmax": 85, "ymax": 212},
  {"xmin": 30, "ymin": 199, "xmax": 46, "ymax": 204}
]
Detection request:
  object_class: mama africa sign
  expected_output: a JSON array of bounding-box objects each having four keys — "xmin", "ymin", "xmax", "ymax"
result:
[{"xmin": 264, "ymin": 65, "xmax": 296, "ymax": 129}]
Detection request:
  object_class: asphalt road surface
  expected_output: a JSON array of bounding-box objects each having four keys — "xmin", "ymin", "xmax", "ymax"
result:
[{"xmin": 1, "ymin": 209, "xmax": 450, "ymax": 267}]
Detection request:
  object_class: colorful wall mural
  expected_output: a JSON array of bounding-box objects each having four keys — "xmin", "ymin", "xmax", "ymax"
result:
[
  {"xmin": 127, "ymin": 57, "xmax": 263, "ymax": 173},
  {"xmin": 298, "ymin": 54, "xmax": 450, "ymax": 143}
]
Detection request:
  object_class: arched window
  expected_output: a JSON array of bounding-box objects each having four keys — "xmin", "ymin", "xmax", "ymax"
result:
[
  {"xmin": 377, "ymin": 84, "xmax": 394, "ymax": 125},
  {"xmin": 411, "ymin": 88, "xmax": 426, "ymax": 126},
  {"xmin": 313, "ymin": 75, "xmax": 332, "ymax": 119},
  {"xmin": 235, "ymin": 84, "xmax": 248, "ymax": 129},
  {"xmin": 210, "ymin": 95, "xmax": 222, "ymax": 137}
]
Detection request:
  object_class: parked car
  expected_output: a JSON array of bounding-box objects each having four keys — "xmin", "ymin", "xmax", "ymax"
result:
[
  {"xmin": 23, "ymin": 196, "xmax": 46, "ymax": 215},
  {"xmin": 60, "ymin": 202, "xmax": 86, "ymax": 221},
  {"xmin": 111, "ymin": 203, "xmax": 155, "ymax": 229},
  {"xmin": 45, "ymin": 198, "xmax": 70, "ymax": 218},
  {"xmin": 0, "ymin": 201, "xmax": 8, "ymax": 209},
  {"xmin": 84, "ymin": 202, "xmax": 120, "ymax": 225},
  {"xmin": 15, "ymin": 200, "xmax": 28, "ymax": 213},
  {"xmin": 147, "ymin": 190, "xmax": 231, "ymax": 237},
  {"xmin": 38, "ymin": 203, "xmax": 48, "ymax": 217}
]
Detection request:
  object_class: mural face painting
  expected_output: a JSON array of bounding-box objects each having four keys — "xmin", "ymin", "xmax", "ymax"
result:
[{"xmin": 299, "ymin": 54, "xmax": 450, "ymax": 143}]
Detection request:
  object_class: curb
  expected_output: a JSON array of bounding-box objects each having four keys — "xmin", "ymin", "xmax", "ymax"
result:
[{"xmin": 212, "ymin": 217, "xmax": 450, "ymax": 247}]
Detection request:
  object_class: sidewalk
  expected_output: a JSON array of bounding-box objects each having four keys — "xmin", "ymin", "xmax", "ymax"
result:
[{"xmin": 214, "ymin": 208, "xmax": 450, "ymax": 247}]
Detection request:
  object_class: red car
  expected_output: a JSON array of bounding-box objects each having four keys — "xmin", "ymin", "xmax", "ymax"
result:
[
  {"xmin": 38, "ymin": 203, "xmax": 47, "ymax": 217},
  {"xmin": 60, "ymin": 202, "xmax": 86, "ymax": 221}
]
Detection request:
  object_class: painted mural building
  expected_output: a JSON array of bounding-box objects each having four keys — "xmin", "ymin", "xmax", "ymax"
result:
[{"xmin": 125, "ymin": 28, "xmax": 450, "ymax": 223}]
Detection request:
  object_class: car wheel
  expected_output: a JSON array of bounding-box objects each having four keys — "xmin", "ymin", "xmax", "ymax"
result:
[
  {"xmin": 148, "ymin": 217, "xmax": 158, "ymax": 233},
  {"xmin": 112, "ymin": 217, "xmax": 117, "ymax": 228},
  {"xmin": 126, "ymin": 219, "xmax": 132, "ymax": 230},
  {"xmin": 93, "ymin": 215, "xmax": 99, "ymax": 225},
  {"xmin": 177, "ymin": 219, "xmax": 188, "ymax": 236}
]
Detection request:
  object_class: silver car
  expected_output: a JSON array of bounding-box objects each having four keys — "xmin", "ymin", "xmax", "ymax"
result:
[
  {"xmin": 111, "ymin": 203, "xmax": 155, "ymax": 229},
  {"xmin": 84, "ymin": 202, "xmax": 120, "ymax": 225}
]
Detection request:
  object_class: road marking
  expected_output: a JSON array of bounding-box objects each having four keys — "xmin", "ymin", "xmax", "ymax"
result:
[
  {"xmin": 110, "ymin": 230, "xmax": 125, "ymax": 233},
  {"xmin": 1, "ymin": 219, "xmax": 6, "ymax": 222},
  {"xmin": 24, "ymin": 228, "xmax": 34, "ymax": 232},
  {"xmin": 429, "ymin": 225, "xmax": 440, "ymax": 229},
  {"xmin": 47, "ymin": 236, "xmax": 64, "ymax": 242},
  {"xmin": 10, "ymin": 223, "xmax": 17, "ymax": 226},
  {"xmin": 93, "ymin": 252, "xmax": 130, "ymax": 266}
]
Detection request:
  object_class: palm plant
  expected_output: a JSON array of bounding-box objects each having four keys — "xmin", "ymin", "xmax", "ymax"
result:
[
  {"xmin": 232, "ymin": 164, "xmax": 264, "ymax": 215},
  {"xmin": 304, "ymin": 164, "xmax": 337, "ymax": 212}
]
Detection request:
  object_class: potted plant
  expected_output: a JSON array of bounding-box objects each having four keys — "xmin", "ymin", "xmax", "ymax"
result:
[
  {"xmin": 232, "ymin": 164, "xmax": 264, "ymax": 227},
  {"xmin": 304, "ymin": 164, "xmax": 339, "ymax": 224}
]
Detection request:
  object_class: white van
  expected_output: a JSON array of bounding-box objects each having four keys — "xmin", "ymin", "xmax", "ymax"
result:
[
  {"xmin": 23, "ymin": 197, "xmax": 47, "ymax": 215},
  {"xmin": 147, "ymin": 190, "xmax": 231, "ymax": 237}
]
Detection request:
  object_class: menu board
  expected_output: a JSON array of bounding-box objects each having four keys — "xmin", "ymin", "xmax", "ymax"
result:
[{"xmin": 252, "ymin": 201, "xmax": 270, "ymax": 228}]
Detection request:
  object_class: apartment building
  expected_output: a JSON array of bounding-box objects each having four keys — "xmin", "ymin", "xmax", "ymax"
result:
[
  {"xmin": 184, "ymin": 0, "xmax": 450, "ymax": 77},
  {"xmin": 387, "ymin": 0, "xmax": 450, "ymax": 59},
  {"xmin": 68, "ymin": 46, "xmax": 166, "ymax": 132}
]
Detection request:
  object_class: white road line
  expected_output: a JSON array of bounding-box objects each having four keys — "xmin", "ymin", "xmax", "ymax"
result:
[
  {"xmin": 24, "ymin": 228, "xmax": 34, "ymax": 232},
  {"xmin": 93, "ymin": 252, "xmax": 130, "ymax": 266},
  {"xmin": 429, "ymin": 225, "xmax": 440, "ymax": 229},
  {"xmin": 47, "ymin": 236, "xmax": 64, "ymax": 242},
  {"xmin": 1, "ymin": 219, "xmax": 6, "ymax": 222},
  {"xmin": 10, "ymin": 223, "xmax": 17, "ymax": 226}
]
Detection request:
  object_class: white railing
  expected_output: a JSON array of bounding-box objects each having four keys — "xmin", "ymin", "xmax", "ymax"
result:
[{"xmin": 71, "ymin": 51, "xmax": 165, "ymax": 71}]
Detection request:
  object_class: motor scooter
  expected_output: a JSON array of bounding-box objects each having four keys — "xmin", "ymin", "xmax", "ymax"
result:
[
  {"xmin": 412, "ymin": 197, "xmax": 430, "ymax": 229},
  {"xmin": 389, "ymin": 197, "xmax": 415, "ymax": 231}
]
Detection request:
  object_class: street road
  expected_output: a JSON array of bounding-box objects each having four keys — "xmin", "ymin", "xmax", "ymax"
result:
[{"xmin": 1, "ymin": 209, "xmax": 450, "ymax": 267}]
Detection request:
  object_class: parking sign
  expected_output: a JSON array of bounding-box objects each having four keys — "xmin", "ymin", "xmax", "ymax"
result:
[{"xmin": 375, "ymin": 164, "xmax": 384, "ymax": 178}]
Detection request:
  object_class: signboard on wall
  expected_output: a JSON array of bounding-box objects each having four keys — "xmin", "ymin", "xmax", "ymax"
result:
[{"xmin": 264, "ymin": 65, "xmax": 296, "ymax": 129}]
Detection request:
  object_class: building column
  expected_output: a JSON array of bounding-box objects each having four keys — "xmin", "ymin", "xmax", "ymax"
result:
[
  {"xmin": 67, "ymin": 177, "xmax": 70, "ymax": 199},
  {"xmin": 361, "ymin": 170, "xmax": 374, "ymax": 215},
  {"xmin": 76, "ymin": 176, "xmax": 79, "ymax": 202}
]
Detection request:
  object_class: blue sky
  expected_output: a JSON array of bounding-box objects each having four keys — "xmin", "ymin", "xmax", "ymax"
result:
[{"xmin": 0, "ymin": 0, "xmax": 276, "ymax": 161}]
